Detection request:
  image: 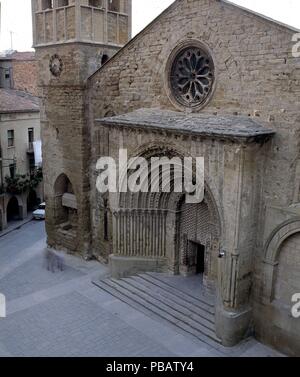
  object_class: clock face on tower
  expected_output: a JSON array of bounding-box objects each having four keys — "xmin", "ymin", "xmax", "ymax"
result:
[{"xmin": 49, "ymin": 54, "xmax": 63, "ymax": 77}]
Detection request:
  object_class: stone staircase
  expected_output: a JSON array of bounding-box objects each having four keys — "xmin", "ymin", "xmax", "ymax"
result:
[{"xmin": 92, "ymin": 272, "xmax": 222, "ymax": 347}]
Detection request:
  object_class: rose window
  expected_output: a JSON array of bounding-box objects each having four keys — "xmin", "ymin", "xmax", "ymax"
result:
[{"xmin": 170, "ymin": 46, "xmax": 215, "ymax": 108}]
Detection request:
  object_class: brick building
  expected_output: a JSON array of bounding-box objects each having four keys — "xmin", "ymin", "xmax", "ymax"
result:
[
  {"xmin": 0, "ymin": 51, "xmax": 38, "ymax": 95},
  {"xmin": 32, "ymin": 0, "xmax": 300, "ymax": 356}
]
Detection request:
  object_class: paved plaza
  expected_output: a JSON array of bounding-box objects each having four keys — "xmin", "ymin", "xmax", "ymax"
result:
[{"xmin": 0, "ymin": 221, "xmax": 283, "ymax": 357}]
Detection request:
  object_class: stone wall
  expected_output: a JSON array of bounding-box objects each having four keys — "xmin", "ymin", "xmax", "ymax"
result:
[
  {"xmin": 12, "ymin": 60, "xmax": 38, "ymax": 96},
  {"xmin": 36, "ymin": 42, "xmax": 122, "ymax": 255},
  {"xmin": 87, "ymin": 0, "xmax": 300, "ymax": 354}
]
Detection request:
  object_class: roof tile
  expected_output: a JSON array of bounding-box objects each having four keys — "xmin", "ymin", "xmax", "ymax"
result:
[{"xmin": 0, "ymin": 89, "xmax": 39, "ymax": 114}]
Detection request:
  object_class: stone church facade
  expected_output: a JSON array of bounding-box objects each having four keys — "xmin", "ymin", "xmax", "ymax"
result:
[{"xmin": 31, "ymin": 0, "xmax": 300, "ymax": 356}]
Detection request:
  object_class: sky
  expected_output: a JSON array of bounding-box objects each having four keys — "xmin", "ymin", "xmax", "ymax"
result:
[{"xmin": 0, "ymin": 0, "xmax": 299, "ymax": 52}]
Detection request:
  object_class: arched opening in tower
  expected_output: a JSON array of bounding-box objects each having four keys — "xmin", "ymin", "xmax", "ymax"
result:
[{"xmin": 54, "ymin": 173, "xmax": 78, "ymax": 231}]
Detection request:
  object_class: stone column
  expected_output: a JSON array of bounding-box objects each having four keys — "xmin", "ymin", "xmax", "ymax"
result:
[
  {"xmin": 216, "ymin": 249, "xmax": 253, "ymax": 346},
  {"xmin": 215, "ymin": 144, "xmax": 261, "ymax": 346}
]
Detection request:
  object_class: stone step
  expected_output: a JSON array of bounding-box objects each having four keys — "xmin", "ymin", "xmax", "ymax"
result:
[
  {"xmin": 55, "ymin": 229, "xmax": 77, "ymax": 250},
  {"xmin": 55, "ymin": 242, "xmax": 76, "ymax": 252},
  {"xmin": 93, "ymin": 277, "xmax": 222, "ymax": 346},
  {"xmin": 142, "ymin": 272, "xmax": 215, "ymax": 314},
  {"xmin": 126, "ymin": 276, "xmax": 215, "ymax": 328},
  {"xmin": 57, "ymin": 230, "xmax": 76, "ymax": 239}
]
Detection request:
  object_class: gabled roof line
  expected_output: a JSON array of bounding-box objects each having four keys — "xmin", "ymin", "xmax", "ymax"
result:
[
  {"xmin": 87, "ymin": 0, "xmax": 181, "ymax": 82},
  {"xmin": 87, "ymin": 0, "xmax": 299, "ymax": 83},
  {"xmin": 222, "ymin": 0, "xmax": 300, "ymax": 34}
]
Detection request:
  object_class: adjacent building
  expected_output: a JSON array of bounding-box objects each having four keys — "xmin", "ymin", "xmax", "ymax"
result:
[{"xmin": 0, "ymin": 51, "xmax": 42, "ymax": 231}]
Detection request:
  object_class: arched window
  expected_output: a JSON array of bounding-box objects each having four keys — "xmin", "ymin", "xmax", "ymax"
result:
[
  {"xmin": 108, "ymin": 0, "xmax": 120, "ymax": 12},
  {"xmin": 42, "ymin": 0, "xmax": 54, "ymax": 10},
  {"xmin": 57, "ymin": 0, "xmax": 69, "ymax": 7},
  {"xmin": 101, "ymin": 54, "xmax": 109, "ymax": 66},
  {"xmin": 89, "ymin": 0, "xmax": 104, "ymax": 8}
]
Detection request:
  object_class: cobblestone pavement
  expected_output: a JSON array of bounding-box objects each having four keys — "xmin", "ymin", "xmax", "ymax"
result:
[{"xmin": 0, "ymin": 221, "xmax": 283, "ymax": 357}]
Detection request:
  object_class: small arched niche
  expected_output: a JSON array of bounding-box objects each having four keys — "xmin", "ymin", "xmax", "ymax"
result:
[
  {"xmin": 54, "ymin": 173, "xmax": 78, "ymax": 230},
  {"xmin": 101, "ymin": 54, "xmax": 109, "ymax": 66}
]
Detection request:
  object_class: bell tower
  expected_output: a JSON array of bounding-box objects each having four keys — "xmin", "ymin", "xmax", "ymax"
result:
[{"xmin": 31, "ymin": 0, "xmax": 132, "ymax": 255}]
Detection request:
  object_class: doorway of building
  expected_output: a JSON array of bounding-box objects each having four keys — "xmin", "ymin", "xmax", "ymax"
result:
[
  {"xmin": 196, "ymin": 243, "xmax": 205, "ymax": 275},
  {"xmin": 7, "ymin": 196, "xmax": 20, "ymax": 222},
  {"xmin": 177, "ymin": 195, "xmax": 220, "ymax": 289},
  {"xmin": 27, "ymin": 190, "xmax": 38, "ymax": 212}
]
